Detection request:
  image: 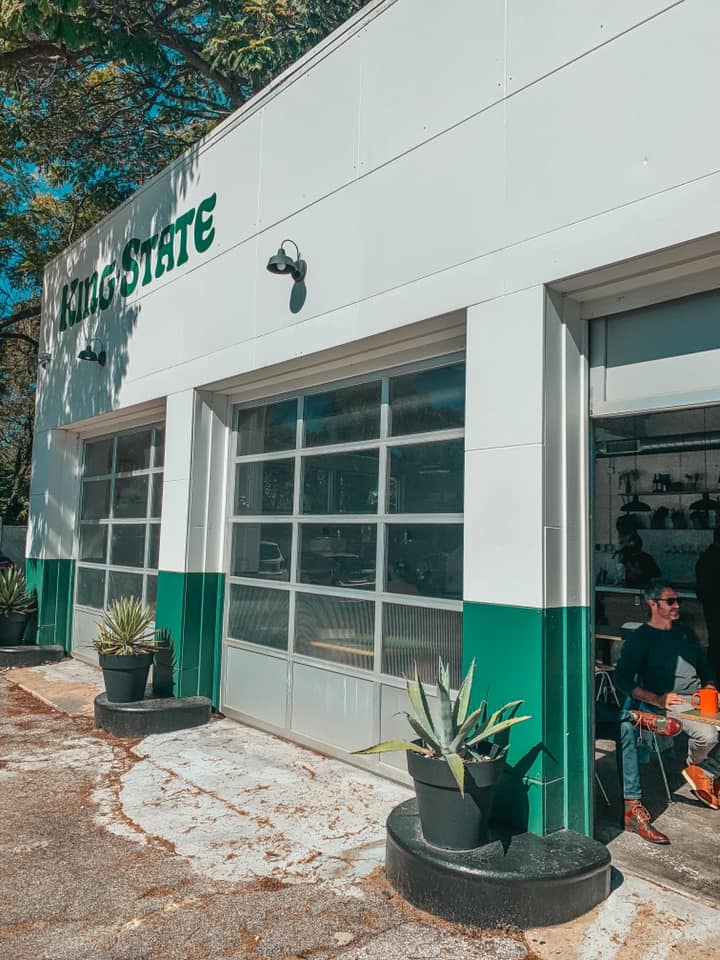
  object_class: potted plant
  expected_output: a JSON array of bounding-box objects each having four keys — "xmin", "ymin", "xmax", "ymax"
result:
[
  {"xmin": 0, "ymin": 568, "xmax": 37, "ymax": 646},
  {"xmin": 93, "ymin": 597, "xmax": 161, "ymax": 703},
  {"xmin": 355, "ymin": 659, "xmax": 530, "ymax": 850}
]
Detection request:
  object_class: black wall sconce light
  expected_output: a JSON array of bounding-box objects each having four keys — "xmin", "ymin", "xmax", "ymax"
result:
[
  {"xmin": 78, "ymin": 338, "xmax": 106, "ymax": 367},
  {"xmin": 266, "ymin": 239, "xmax": 307, "ymax": 283}
]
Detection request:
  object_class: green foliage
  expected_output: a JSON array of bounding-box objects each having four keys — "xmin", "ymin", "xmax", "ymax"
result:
[
  {"xmin": 0, "ymin": 566, "xmax": 36, "ymax": 614},
  {"xmin": 354, "ymin": 660, "xmax": 531, "ymax": 796},
  {"xmin": 92, "ymin": 597, "xmax": 161, "ymax": 656}
]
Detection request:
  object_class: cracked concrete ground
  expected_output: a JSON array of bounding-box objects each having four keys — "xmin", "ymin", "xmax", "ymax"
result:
[
  {"xmin": 0, "ymin": 677, "xmax": 528, "ymax": 960},
  {"xmin": 2, "ymin": 662, "xmax": 720, "ymax": 960}
]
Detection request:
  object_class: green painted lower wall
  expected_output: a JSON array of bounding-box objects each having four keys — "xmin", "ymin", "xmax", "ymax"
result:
[
  {"xmin": 155, "ymin": 571, "xmax": 225, "ymax": 707},
  {"xmin": 24, "ymin": 558, "xmax": 75, "ymax": 651},
  {"xmin": 463, "ymin": 600, "xmax": 592, "ymax": 838}
]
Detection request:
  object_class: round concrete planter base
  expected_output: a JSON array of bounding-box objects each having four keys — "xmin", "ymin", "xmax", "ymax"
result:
[
  {"xmin": 385, "ymin": 798, "xmax": 611, "ymax": 928},
  {"xmin": 94, "ymin": 693, "xmax": 212, "ymax": 738},
  {"xmin": 0, "ymin": 645, "xmax": 65, "ymax": 668}
]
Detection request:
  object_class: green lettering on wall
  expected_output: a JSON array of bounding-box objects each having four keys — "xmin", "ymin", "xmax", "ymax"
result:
[
  {"xmin": 174, "ymin": 208, "xmax": 196, "ymax": 266},
  {"xmin": 139, "ymin": 234, "xmax": 159, "ymax": 287},
  {"xmin": 82, "ymin": 273, "xmax": 99, "ymax": 319},
  {"xmin": 194, "ymin": 192, "xmax": 216, "ymax": 254},
  {"xmin": 59, "ymin": 279, "xmax": 78, "ymax": 331},
  {"xmin": 99, "ymin": 262, "xmax": 116, "ymax": 310},
  {"xmin": 120, "ymin": 238, "xmax": 141, "ymax": 297},
  {"xmin": 57, "ymin": 191, "xmax": 219, "ymax": 330},
  {"xmin": 155, "ymin": 225, "xmax": 175, "ymax": 278}
]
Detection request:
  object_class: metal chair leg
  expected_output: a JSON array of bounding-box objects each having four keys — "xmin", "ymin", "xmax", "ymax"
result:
[
  {"xmin": 652, "ymin": 732, "xmax": 673, "ymax": 804},
  {"xmin": 595, "ymin": 771, "xmax": 611, "ymax": 806}
]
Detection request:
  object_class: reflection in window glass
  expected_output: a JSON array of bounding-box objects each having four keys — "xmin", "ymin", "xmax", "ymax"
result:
[
  {"xmin": 386, "ymin": 525, "xmax": 463, "ymax": 600},
  {"xmin": 147, "ymin": 524, "xmax": 160, "ymax": 569},
  {"xmin": 304, "ymin": 382, "xmax": 380, "ymax": 447},
  {"xmin": 107, "ymin": 570, "xmax": 143, "ymax": 605},
  {"xmin": 150, "ymin": 474, "xmax": 163, "ymax": 518},
  {"xmin": 228, "ymin": 584, "xmax": 289, "ymax": 650},
  {"xmin": 390, "ymin": 363, "xmax": 465, "ymax": 436},
  {"xmin": 81, "ymin": 480, "xmax": 111, "ymax": 521},
  {"xmin": 152, "ymin": 426, "xmax": 165, "ymax": 468},
  {"xmin": 382, "ymin": 604, "xmax": 462, "ymax": 687},
  {"xmin": 76, "ymin": 567, "xmax": 106, "ymax": 608},
  {"xmin": 79, "ymin": 525, "xmax": 107, "ymax": 564},
  {"xmin": 113, "ymin": 476, "xmax": 149, "ymax": 518},
  {"xmin": 237, "ymin": 399, "xmax": 297, "ymax": 455},
  {"xmin": 231, "ymin": 524, "xmax": 291, "ymax": 581},
  {"xmin": 295, "ymin": 593, "xmax": 374, "ymax": 669},
  {"xmin": 146, "ymin": 575, "xmax": 158, "ymax": 614},
  {"xmin": 110, "ymin": 525, "xmax": 146, "ymax": 568},
  {"xmin": 388, "ymin": 440, "xmax": 464, "ymax": 513},
  {"xmin": 234, "ymin": 460, "xmax": 294, "ymax": 515},
  {"xmin": 84, "ymin": 439, "xmax": 113, "ymax": 477},
  {"xmin": 116, "ymin": 430, "xmax": 152, "ymax": 472},
  {"xmin": 299, "ymin": 524, "xmax": 376, "ymax": 590},
  {"xmin": 303, "ymin": 450, "xmax": 379, "ymax": 514}
]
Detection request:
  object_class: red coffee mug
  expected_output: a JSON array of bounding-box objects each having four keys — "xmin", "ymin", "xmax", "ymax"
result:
[{"xmin": 691, "ymin": 688, "xmax": 720, "ymax": 715}]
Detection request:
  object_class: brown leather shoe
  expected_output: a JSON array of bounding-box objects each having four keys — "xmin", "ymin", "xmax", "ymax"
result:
[
  {"xmin": 624, "ymin": 801, "xmax": 670, "ymax": 844},
  {"xmin": 683, "ymin": 765, "xmax": 720, "ymax": 810},
  {"xmin": 628, "ymin": 711, "xmax": 682, "ymax": 737}
]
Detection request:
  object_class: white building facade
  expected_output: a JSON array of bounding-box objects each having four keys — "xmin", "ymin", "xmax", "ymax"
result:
[{"xmin": 28, "ymin": 0, "xmax": 720, "ymax": 837}]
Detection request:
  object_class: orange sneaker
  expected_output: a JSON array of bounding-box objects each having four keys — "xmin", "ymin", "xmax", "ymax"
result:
[{"xmin": 683, "ymin": 766, "xmax": 720, "ymax": 810}]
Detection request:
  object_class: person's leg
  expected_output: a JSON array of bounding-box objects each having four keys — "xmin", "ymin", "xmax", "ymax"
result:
[{"xmin": 676, "ymin": 715, "xmax": 718, "ymax": 767}]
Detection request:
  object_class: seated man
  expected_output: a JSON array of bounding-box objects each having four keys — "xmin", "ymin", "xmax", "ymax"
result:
[{"xmin": 614, "ymin": 580, "xmax": 720, "ymax": 840}]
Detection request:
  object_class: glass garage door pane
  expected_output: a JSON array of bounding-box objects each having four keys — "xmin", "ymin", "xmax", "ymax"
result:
[
  {"xmin": 389, "ymin": 363, "xmax": 465, "ymax": 436},
  {"xmin": 78, "ymin": 525, "xmax": 108, "ymax": 564},
  {"xmin": 386, "ymin": 524, "xmax": 463, "ymax": 600},
  {"xmin": 234, "ymin": 460, "xmax": 294, "ymax": 515},
  {"xmin": 295, "ymin": 593, "xmax": 374, "ymax": 669},
  {"xmin": 116, "ymin": 430, "xmax": 152, "ymax": 472},
  {"xmin": 302, "ymin": 450, "xmax": 379, "ymax": 514},
  {"xmin": 299, "ymin": 524, "xmax": 376, "ymax": 590},
  {"xmin": 107, "ymin": 570, "xmax": 143, "ymax": 605},
  {"xmin": 76, "ymin": 567, "xmax": 106, "ymax": 609},
  {"xmin": 304, "ymin": 381, "xmax": 380, "ymax": 447},
  {"xmin": 84, "ymin": 439, "xmax": 113, "ymax": 477},
  {"xmin": 236, "ymin": 399, "xmax": 297, "ymax": 455},
  {"xmin": 230, "ymin": 524, "xmax": 291, "ymax": 581},
  {"xmin": 81, "ymin": 480, "xmax": 110, "ymax": 521},
  {"xmin": 113, "ymin": 476, "xmax": 149, "ymax": 518},
  {"xmin": 388, "ymin": 439, "xmax": 464, "ymax": 513},
  {"xmin": 227, "ymin": 584, "xmax": 289, "ymax": 650},
  {"xmin": 110, "ymin": 525, "xmax": 146, "ymax": 567},
  {"xmin": 382, "ymin": 603, "xmax": 462, "ymax": 688}
]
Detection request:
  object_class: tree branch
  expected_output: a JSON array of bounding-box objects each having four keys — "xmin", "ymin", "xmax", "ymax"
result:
[
  {"xmin": 0, "ymin": 40, "xmax": 81, "ymax": 71},
  {"xmin": 0, "ymin": 331, "xmax": 39, "ymax": 350},
  {"xmin": 0, "ymin": 307, "xmax": 40, "ymax": 329}
]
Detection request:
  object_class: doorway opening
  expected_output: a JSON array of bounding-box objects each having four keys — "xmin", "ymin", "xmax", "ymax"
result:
[{"xmin": 591, "ymin": 403, "xmax": 720, "ymax": 900}]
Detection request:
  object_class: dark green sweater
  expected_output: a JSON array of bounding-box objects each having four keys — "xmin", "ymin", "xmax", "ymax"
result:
[{"xmin": 614, "ymin": 623, "xmax": 713, "ymax": 699}]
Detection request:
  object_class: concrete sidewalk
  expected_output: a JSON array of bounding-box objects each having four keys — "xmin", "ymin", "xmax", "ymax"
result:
[{"xmin": 3, "ymin": 659, "xmax": 720, "ymax": 959}]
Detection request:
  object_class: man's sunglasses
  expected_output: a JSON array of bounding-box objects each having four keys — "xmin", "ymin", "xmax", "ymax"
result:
[{"xmin": 656, "ymin": 597, "xmax": 682, "ymax": 606}]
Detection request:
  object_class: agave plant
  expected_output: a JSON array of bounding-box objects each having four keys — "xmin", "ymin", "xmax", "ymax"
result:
[
  {"xmin": 0, "ymin": 568, "xmax": 36, "ymax": 615},
  {"xmin": 92, "ymin": 597, "xmax": 160, "ymax": 656},
  {"xmin": 355, "ymin": 659, "xmax": 530, "ymax": 795}
]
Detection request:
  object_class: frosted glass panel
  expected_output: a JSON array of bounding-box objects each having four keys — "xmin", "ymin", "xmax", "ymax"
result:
[
  {"xmin": 382, "ymin": 603, "xmax": 462, "ymax": 687},
  {"xmin": 295, "ymin": 593, "xmax": 374, "ymax": 669},
  {"xmin": 227, "ymin": 584, "xmax": 289, "ymax": 650}
]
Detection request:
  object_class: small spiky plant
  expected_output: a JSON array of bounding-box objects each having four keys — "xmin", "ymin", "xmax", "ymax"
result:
[
  {"xmin": 0, "ymin": 568, "xmax": 36, "ymax": 615},
  {"xmin": 354, "ymin": 659, "xmax": 530, "ymax": 795},
  {"xmin": 93, "ymin": 597, "xmax": 160, "ymax": 656}
]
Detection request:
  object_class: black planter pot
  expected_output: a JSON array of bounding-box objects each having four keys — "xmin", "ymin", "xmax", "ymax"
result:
[
  {"xmin": 99, "ymin": 653, "xmax": 154, "ymax": 703},
  {"xmin": 406, "ymin": 749, "xmax": 505, "ymax": 851},
  {"xmin": 0, "ymin": 612, "xmax": 30, "ymax": 646}
]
